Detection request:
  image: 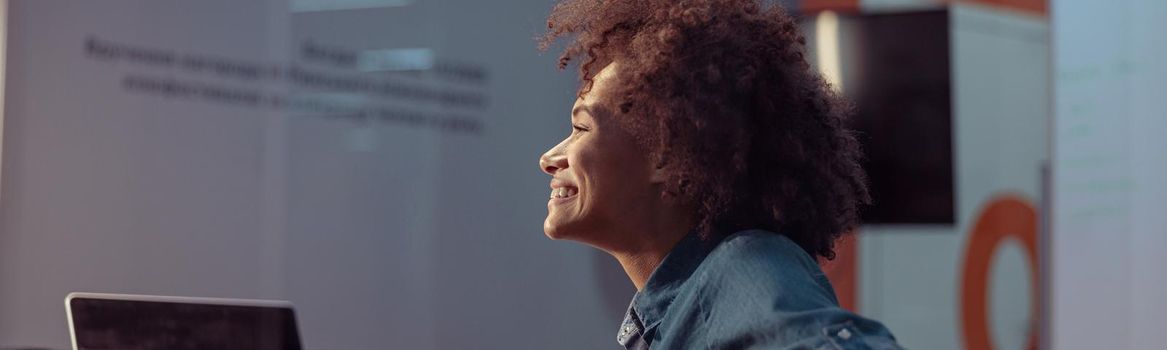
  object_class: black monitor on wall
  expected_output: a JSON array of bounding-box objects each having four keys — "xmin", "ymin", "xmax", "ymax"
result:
[{"xmin": 804, "ymin": 9, "xmax": 955, "ymax": 224}]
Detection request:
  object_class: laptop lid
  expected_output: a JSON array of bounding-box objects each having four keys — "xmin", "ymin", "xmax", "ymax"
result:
[{"xmin": 65, "ymin": 292, "xmax": 302, "ymax": 350}]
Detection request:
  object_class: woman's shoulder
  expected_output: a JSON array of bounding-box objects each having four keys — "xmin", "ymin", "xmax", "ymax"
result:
[
  {"xmin": 709, "ymin": 229, "xmax": 815, "ymax": 265},
  {"xmin": 687, "ymin": 229, "xmax": 841, "ymax": 310},
  {"xmin": 655, "ymin": 230, "xmax": 902, "ymax": 349}
]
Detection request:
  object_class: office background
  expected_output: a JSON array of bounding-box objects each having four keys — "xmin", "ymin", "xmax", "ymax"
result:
[{"xmin": 0, "ymin": 0, "xmax": 1162, "ymax": 349}]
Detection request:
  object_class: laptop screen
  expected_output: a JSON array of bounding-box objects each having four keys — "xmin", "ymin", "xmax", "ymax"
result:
[{"xmin": 68, "ymin": 295, "xmax": 302, "ymax": 350}]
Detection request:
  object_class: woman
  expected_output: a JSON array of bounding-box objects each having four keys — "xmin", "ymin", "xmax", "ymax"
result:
[{"xmin": 538, "ymin": 0, "xmax": 902, "ymax": 349}]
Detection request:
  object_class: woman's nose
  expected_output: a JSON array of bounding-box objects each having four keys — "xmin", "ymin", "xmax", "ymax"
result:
[{"xmin": 540, "ymin": 140, "xmax": 568, "ymax": 175}]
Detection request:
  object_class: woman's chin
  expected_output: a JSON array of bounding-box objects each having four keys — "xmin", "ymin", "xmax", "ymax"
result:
[
  {"xmin": 544, "ymin": 216, "xmax": 588, "ymax": 241},
  {"xmin": 543, "ymin": 219, "xmax": 570, "ymax": 240}
]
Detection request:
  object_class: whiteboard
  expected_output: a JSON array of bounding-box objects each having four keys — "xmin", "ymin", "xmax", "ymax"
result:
[{"xmin": 1051, "ymin": 1, "xmax": 1167, "ymax": 349}]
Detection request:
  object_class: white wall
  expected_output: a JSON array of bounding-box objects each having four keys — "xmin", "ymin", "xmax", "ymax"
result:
[
  {"xmin": 800, "ymin": 4, "xmax": 1049, "ymax": 348},
  {"xmin": 858, "ymin": 5, "xmax": 1048, "ymax": 349},
  {"xmin": 0, "ymin": 1, "xmax": 627, "ymax": 349},
  {"xmin": 1051, "ymin": 0, "xmax": 1167, "ymax": 349}
]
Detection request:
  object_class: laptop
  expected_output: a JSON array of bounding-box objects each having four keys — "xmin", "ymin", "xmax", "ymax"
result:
[{"xmin": 65, "ymin": 292, "xmax": 303, "ymax": 350}]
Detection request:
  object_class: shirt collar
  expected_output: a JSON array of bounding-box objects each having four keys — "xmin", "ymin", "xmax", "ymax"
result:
[{"xmin": 629, "ymin": 232, "xmax": 718, "ymax": 330}]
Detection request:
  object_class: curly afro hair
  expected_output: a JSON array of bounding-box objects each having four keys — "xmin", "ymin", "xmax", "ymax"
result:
[{"xmin": 538, "ymin": 0, "xmax": 869, "ymax": 260}]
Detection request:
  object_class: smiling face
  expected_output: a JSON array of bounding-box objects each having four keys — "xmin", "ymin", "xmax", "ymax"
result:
[{"xmin": 540, "ymin": 63, "xmax": 661, "ymax": 251}]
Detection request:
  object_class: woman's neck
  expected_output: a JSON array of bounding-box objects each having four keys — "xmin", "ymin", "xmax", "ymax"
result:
[
  {"xmin": 610, "ymin": 213, "xmax": 694, "ymax": 290},
  {"xmin": 614, "ymin": 249, "xmax": 670, "ymax": 290}
]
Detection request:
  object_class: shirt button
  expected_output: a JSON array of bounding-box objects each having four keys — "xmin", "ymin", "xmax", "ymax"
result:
[{"xmin": 837, "ymin": 328, "xmax": 852, "ymax": 340}]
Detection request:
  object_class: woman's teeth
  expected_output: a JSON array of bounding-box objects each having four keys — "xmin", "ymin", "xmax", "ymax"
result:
[{"xmin": 550, "ymin": 187, "xmax": 578, "ymax": 199}]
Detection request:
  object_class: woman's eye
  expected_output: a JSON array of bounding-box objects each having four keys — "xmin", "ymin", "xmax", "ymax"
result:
[{"xmin": 572, "ymin": 124, "xmax": 589, "ymax": 132}]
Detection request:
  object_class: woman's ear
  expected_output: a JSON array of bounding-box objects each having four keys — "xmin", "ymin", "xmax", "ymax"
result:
[
  {"xmin": 649, "ymin": 157, "xmax": 669, "ymax": 184},
  {"xmin": 650, "ymin": 168, "xmax": 666, "ymax": 184}
]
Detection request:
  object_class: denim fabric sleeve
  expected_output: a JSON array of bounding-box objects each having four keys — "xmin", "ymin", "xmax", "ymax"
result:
[{"xmin": 705, "ymin": 310, "xmax": 903, "ymax": 350}]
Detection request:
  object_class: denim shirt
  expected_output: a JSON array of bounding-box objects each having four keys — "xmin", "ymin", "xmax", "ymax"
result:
[{"xmin": 617, "ymin": 230, "xmax": 902, "ymax": 349}]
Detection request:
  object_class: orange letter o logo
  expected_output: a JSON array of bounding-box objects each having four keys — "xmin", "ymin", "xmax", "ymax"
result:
[{"xmin": 960, "ymin": 196, "xmax": 1039, "ymax": 350}]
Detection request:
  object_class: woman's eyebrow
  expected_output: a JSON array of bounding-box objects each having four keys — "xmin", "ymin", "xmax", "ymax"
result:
[{"xmin": 571, "ymin": 105, "xmax": 591, "ymax": 117}]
